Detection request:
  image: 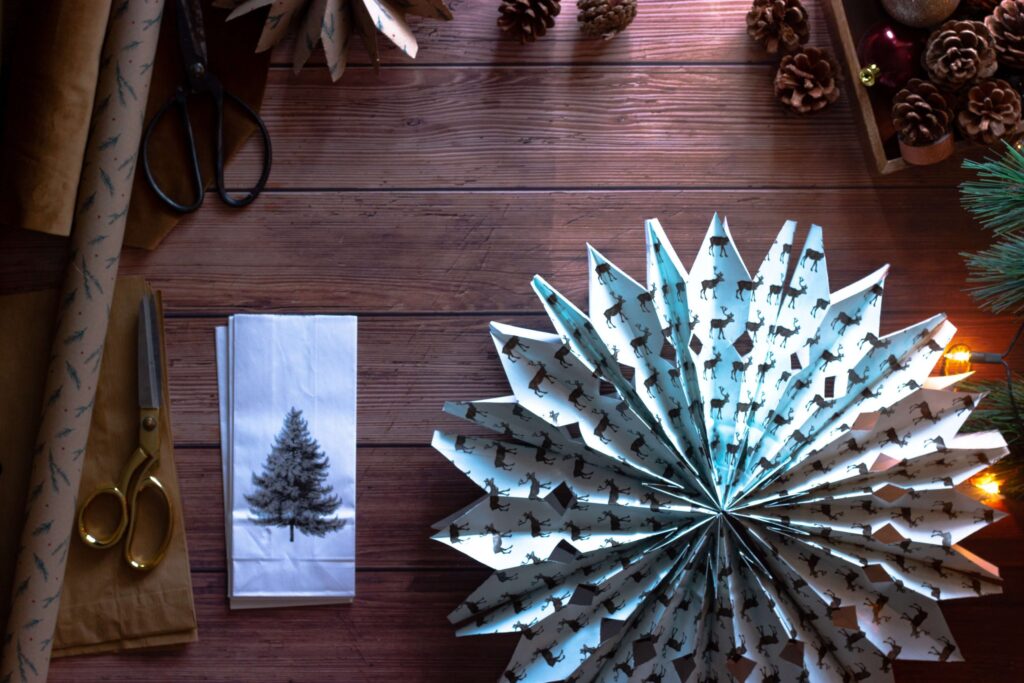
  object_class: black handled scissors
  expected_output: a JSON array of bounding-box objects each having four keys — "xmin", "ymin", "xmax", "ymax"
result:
[{"xmin": 142, "ymin": 0, "xmax": 271, "ymax": 213}]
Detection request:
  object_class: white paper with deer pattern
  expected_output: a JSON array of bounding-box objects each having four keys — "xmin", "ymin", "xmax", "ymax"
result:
[
  {"xmin": 431, "ymin": 216, "xmax": 1009, "ymax": 683},
  {"xmin": 217, "ymin": 314, "xmax": 357, "ymax": 608}
]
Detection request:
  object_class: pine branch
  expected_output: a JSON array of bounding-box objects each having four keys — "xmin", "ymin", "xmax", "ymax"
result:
[
  {"xmin": 962, "ymin": 234, "xmax": 1024, "ymax": 315},
  {"xmin": 963, "ymin": 377, "xmax": 1024, "ymax": 440},
  {"xmin": 961, "ymin": 142, "xmax": 1024, "ymax": 237},
  {"xmin": 962, "ymin": 377, "xmax": 1024, "ymax": 498}
]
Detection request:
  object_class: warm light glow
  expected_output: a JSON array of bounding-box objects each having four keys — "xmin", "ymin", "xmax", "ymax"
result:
[
  {"xmin": 975, "ymin": 472, "xmax": 1002, "ymax": 497},
  {"xmin": 943, "ymin": 343, "xmax": 972, "ymax": 375}
]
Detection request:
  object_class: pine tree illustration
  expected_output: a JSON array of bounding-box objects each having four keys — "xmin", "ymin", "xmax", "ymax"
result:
[{"xmin": 246, "ymin": 407, "xmax": 345, "ymax": 542}]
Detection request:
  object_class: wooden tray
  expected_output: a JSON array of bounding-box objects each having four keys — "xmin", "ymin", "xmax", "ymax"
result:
[{"xmin": 821, "ymin": 0, "xmax": 969, "ymax": 174}]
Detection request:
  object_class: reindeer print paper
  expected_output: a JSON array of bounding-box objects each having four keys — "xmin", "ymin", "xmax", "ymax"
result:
[{"xmin": 430, "ymin": 216, "xmax": 1009, "ymax": 683}]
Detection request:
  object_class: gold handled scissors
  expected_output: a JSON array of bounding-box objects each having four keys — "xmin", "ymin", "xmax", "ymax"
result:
[{"xmin": 77, "ymin": 294, "xmax": 173, "ymax": 570}]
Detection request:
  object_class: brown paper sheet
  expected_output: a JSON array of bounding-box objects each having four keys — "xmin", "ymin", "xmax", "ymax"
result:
[
  {"xmin": 0, "ymin": 278, "xmax": 196, "ymax": 658},
  {"xmin": 0, "ymin": 289, "xmax": 53, "ymax": 624},
  {"xmin": 0, "ymin": 1, "xmax": 113, "ymax": 237},
  {"xmin": 124, "ymin": 0, "xmax": 272, "ymax": 250},
  {"xmin": 0, "ymin": 3, "xmax": 165, "ymax": 680}
]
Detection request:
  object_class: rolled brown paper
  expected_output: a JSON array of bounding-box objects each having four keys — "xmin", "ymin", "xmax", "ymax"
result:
[
  {"xmin": 0, "ymin": 1, "xmax": 113, "ymax": 237},
  {"xmin": 0, "ymin": 2, "xmax": 165, "ymax": 680}
]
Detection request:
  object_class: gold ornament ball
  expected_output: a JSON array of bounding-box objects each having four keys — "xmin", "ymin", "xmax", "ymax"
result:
[{"xmin": 881, "ymin": 0, "xmax": 960, "ymax": 28}]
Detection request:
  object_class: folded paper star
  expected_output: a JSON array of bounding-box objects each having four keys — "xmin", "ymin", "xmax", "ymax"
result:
[
  {"xmin": 432, "ymin": 216, "xmax": 1008, "ymax": 683},
  {"xmin": 218, "ymin": 0, "xmax": 452, "ymax": 81}
]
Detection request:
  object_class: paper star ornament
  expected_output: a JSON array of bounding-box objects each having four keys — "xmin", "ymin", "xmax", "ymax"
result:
[
  {"xmin": 432, "ymin": 216, "xmax": 1009, "ymax": 683},
  {"xmin": 218, "ymin": 0, "xmax": 452, "ymax": 81}
]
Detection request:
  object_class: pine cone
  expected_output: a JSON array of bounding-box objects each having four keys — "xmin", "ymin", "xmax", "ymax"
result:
[
  {"xmin": 577, "ymin": 0, "xmax": 637, "ymax": 40},
  {"xmin": 957, "ymin": 78, "xmax": 1024, "ymax": 143},
  {"xmin": 498, "ymin": 0, "xmax": 561, "ymax": 43},
  {"xmin": 986, "ymin": 0, "xmax": 1024, "ymax": 70},
  {"xmin": 774, "ymin": 47, "xmax": 842, "ymax": 114},
  {"xmin": 892, "ymin": 79, "xmax": 953, "ymax": 145},
  {"xmin": 923, "ymin": 20, "xmax": 998, "ymax": 91},
  {"xmin": 746, "ymin": 0, "xmax": 809, "ymax": 55}
]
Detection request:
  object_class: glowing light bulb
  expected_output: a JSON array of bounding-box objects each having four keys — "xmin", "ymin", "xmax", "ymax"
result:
[
  {"xmin": 943, "ymin": 343, "xmax": 972, "ymax": 375},
  {"xmin": 975, "ymin": 472, "xmax": 1001, "ymax": 497}
]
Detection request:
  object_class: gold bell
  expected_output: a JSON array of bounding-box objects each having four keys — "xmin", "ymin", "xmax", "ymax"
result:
[{"xmin": 859, "ymin": 64, "xmax": 881, "ymax": 87}]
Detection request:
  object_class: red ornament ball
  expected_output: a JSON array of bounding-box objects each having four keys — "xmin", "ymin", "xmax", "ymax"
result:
[{"xmin": 857, "ymin": 21, "xmax": 927, "ymax": 91}]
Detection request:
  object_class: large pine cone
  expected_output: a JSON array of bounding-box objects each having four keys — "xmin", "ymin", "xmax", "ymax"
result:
[
  {"xmin": 774, "ymin": 47, "xmax": 842, "ymax": 114},
  {"xmin": 893, "ymin": 79, "xmax": 953, "ymax": 145},
  {"xmin": 924, "ymin": 20, "xmax": 998, "ymax": 91},
  {"xmin": 498, "ymin": 0, "xmax": 561, "ymax": 43},
  {"xmin": 577, "ymin": 0, "xmax": 637, "ymax": 40},
  {"xmin": 986, "ymin": 0, "xmax": 1024, "ymax": 70},
  {"xmin": 957, "ymin": 78, "xmax": 1024, "ymax": 143},
  {"xmin": 746, "ymin": 0, "xmax": 809, "ymax": 54}
]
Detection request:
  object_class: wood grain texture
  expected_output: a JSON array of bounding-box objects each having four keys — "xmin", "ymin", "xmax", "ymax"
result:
[
  {"xmin": 0, "ymin": 189, "xmax": 1005, "ymax": 313},
  {"xmin": 269, "ymin": 0, "xmax": 831, "ymax": 67},
  {"xmin": 230, "ymin": 66, "xmax": 978, "ymax": 191},
  {"xmin": 43, "ymin": 537, "xmax": 1024, "ymax": 683},
  {"xmin": 49, "ymin": 570, "xmax": 513, "ymax": 683},
  {"xmin": 4, "ymin": 0, "xmax": 1023, "ymax": 679}
]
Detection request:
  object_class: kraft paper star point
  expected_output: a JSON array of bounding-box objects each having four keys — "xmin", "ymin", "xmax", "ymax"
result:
[{"xmin": 432, "ymin": 216, "xmax": 1009, "ymax": 683}]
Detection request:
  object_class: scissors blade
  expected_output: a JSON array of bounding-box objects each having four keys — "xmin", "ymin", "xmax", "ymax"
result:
[
  {"xmin": 176, "ymin": 0, "xmax": 209, "ymax": 80},
  {"xmin": 138, "ymin": 294, "xmax": 163, "ymax": 410}
]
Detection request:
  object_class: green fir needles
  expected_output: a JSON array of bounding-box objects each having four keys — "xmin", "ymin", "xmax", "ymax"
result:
[
  {"xmin": 961, "ymin": 141, "xmax": 1024, "ymax": 236},
  {"xmin": 961, "ymin": 142, "xmax": 1024, "ymax": 315},
  {"xmin": 963, "ymin": 234, "xmax": 1024, "ymax": 315},
  {"xmin": 960, "ymin": 142, "xmax": 1024, "ymax": 498},
  {"xmin": 962, "ymin": 378, "xmax": 1024, "ymax": 498}
]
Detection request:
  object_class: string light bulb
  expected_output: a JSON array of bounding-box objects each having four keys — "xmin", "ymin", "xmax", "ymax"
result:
[
  {"xmin": 942, "ymin": 343, "xmax": 1005, "ymax": 375},
  {"xmin": 943, "ymin": 343, "xmax": 972, "ymax": 374},
  {"xmin": 973, "ymin": 471, "xmax": 1002, "ymax": 497}
]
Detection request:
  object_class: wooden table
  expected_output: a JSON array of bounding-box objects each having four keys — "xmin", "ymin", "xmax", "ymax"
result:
[{"xmin": 2, "ymin": 1, "xmax": 1022, "ymax": 680}]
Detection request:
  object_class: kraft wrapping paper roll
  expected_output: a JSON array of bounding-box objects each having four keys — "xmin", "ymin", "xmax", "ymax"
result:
[
  {"xmin": 0, "ymin": 1, "xmax": 113, "ymax": 237},
  {"xmin": 0, "ymin": 2, "xmax": 165, "ymax": 681}
]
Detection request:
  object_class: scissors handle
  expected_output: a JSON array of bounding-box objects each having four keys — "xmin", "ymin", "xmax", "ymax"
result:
[
  {"xmin": 122, "ymin": 471, "xmax": 174, "ymax": 571},
  {"xmin": 76, "ymin": 447, "xmax": 174, "ymax": 571},
  {"xmin": 142, "ymin": 87, "xmax": 204, "ymax": 213},
  {"xmin": 141, "ymin": 83, "xmax": 272, "ymax": 213},
  {"xmin": 216, "ymin": 90, "xmax": 272, "ymax": 208}
]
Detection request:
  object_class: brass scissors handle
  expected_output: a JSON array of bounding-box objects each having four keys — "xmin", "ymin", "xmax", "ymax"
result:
[{"xmin": 77, "ymin": 412, "xmax": 174, "ymax": 570}]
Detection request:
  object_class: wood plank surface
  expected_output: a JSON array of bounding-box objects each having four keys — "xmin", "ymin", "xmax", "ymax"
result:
[
  {"xmin": 0, "ymin": 189, "xmax": 1007, "ymax": 313},
  {"xmin": 271, "ymin": 0, "xmax": 830, "ymax": 67},
  {"xmin": 5, "ymin": 0, "xmax": 1024, "ymax": 680},
  {"xmin": 231, "ymin": 67, "xmax": 977, "ymax": 191}
]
